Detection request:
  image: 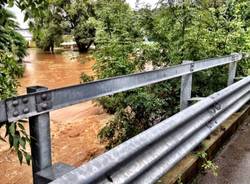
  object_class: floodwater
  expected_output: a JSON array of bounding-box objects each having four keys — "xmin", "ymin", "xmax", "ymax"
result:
[
  {"xmin": 18, "ymin": 48, "xmax": 105, "ymax": 123},
  {"xmin": 0, "ymin": 48, "xmax": 108, "ymax": 184},
  {"xmin": 18, "ymin": 48, "xmax": 94, "ymax": 94}
]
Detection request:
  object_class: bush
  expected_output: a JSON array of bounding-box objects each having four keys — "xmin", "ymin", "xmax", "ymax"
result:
[
  {"xmin": 85, "ymin": 0, "xmax": 250, "ymax": 149},
  {"xmin": 0, "ymin": 52, "xmax": 24, "ymax": 99},
  {"xmin": 0, "ymin": 5, "xmax": 30, "ymax": 164}
]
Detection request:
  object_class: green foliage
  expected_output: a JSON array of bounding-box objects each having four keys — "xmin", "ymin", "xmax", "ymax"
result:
[
  {"xmin": 80, "ymin": 73, "xmax": 94, "ymax": 83},
  {"xmin": 0, "ymin": 52, "xmax": 23, "ymax": 99},
  {"xmin": 0, "ymin": 51, "xmax": 30, "ymax": 165},
  {"xmin": 91, "ymin": 0, "xmax": 250, "ymax": 149},
  {"xmin": 7, "ymin": 0, "xmax": 49, "ymax": 19},
  {"xmin": 3, "ymin": 122, "xmax": 31, "ymax": 165},
  {"xmin": 195, "ymin": 151, "xmax": 218, "ymax": 176},
  {"xmin": 31, "ymin": 8, "xmax": 63, "ymax": 52},
  {"xmin": 0, "ymin": 8, "xmax": 27, "ymax": 61},
  {"xmin": 0, "ymin": 7, "xmax": 25, "ymax": 98},
  {"xmin": 177, "ymin": 176, "xmax": 183, "ymax": 184},
  {"xmin": 0, "ymin": 1, "xmax": 31, "ymax": 165},
  {"xmin": 30, "ymin": 0, "xmax": 98, "ymax": 52}
]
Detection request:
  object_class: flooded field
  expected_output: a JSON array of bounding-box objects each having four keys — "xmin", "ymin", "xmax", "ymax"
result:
[{"xmin": 0, "ymin": 48, "xmax": 109, "ymax": 184}]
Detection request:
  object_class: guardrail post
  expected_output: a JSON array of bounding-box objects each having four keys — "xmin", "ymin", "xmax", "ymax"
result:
[
  {"xmin": 27, "ymin": 86, "xmax": 52, "ymax": 184},
  {"xmin": 227, "ymin": 53, "xmax": 238, "ymax": 86},
  {"xmin": 180, "ymin": 60, "xmax": 193, "ymax": 110}
]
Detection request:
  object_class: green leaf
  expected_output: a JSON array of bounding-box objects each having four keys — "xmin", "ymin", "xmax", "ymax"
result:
[
  {"xmin": 9, "ymin": 123, "xmax": 15, "ymax": 136},
  {"xmin": 18, "ymin": 123, "xmax": 25, "ymax": 130},
  {"xmin": 17, "ymin": 150, "xmax": 23, "ymax": 164},
  {"xmin": 24, "ymin": 12, "xmax": 29, "ymax": 22},
  {"xmin": 19, "ymin": 137, "xmax": 26, "ymax": 149},
  {"xmin": 8, "ymin": 135, "xmax": 13, "ymax": 148},
  {"xmin": 13, "ymin": 135, "xmax": 19, "ymax": 151},
  {"xmin": 7, "ymin": 0, "xmax": 14, "ymax": 7},
  {"xmin": 24, "ymin": 151, "xmax": 31, "ymax": 165}
]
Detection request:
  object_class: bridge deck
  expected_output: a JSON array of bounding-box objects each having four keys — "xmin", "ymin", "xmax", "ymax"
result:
[{"xmin": 197, "ymin": 114, "xmax": 250, "ymax": 184}]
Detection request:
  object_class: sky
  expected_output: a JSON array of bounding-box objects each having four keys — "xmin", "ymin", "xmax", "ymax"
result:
[{"xmin": 10, "ymin": 0, "xmax": 158, "ymax": 29}]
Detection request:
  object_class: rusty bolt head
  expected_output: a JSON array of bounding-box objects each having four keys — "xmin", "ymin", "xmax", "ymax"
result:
[
  {"xmin": 41, "ymin": 103, "xmax": 48, "ymax": 110},
  {"xmin": 22, "ymin": 98, "xmax": 28, "ymax": 104},
  {"xmin": 23, "ymin": 108, "xmax": 29, "ymax": 114},
  {"xmin": 12, "ymin": 100, "xmax": 19, "ymax": 106},
  {"xmin": 13, "ymin": 111, "xmax": 19, "ymax": 117},
  {"xmin": 41, "ymin": 94, "xmax": 47, "ymax": 100}
]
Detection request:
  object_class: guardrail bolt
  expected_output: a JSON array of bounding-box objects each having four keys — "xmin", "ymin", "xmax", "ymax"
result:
[
  {"xmin": 207, "ymin": 124, "xmax": 212, "ymax": 128},
  {"xmin": 12, "ymin": 100, "xmax": 19, "ymax": 106},
  {"xmin": 190, "ymin": 63, "xmax": 194, "ymax": 72},
  {"xmin": 41, "ymin": 94, "xmax": 47, "ymax": 100},
  {"xmin": 41, "ymin": 103, "xmax": 48, "ymax": 110},
  {"xmin": 215, "ymin": 104, "xmax": 221, "ymax": 110},
  {"xmin": 209, "ymin": 108, "xmax": 216, "ymax": 114},
  {"xmin": 23, "ymin": 108, "xmax": 30, "ymax": 114},
  {"xmin": 13, "ymin": 111, "xmax": 19, "ymax": 117},
  {"xmin": 22, "ymin": 98, "xmax": 29, "ymax": 104}
]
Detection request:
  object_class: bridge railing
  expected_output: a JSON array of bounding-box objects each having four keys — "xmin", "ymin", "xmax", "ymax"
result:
[
  {"xmin": 51, "ymin": 76, "xmax": 250, "ymax": 184},
  {"xmin": 0, "ymin": 53, "xmax": 248, "ymax": 184}
]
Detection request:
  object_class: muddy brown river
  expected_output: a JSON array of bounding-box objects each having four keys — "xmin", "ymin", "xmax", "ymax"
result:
[
  {"xmin": 18, "ymin": 48, "xmax": 94, "ymax": 94},
  {"xmin": 0, "ymin": 48, "xmax": 108, "ymax": 184}
]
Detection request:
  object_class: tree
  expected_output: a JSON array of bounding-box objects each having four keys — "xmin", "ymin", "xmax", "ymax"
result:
[
  {"xmin": 0, "ymin": 7, "xmax": 27, "ymax": 60},
  {"xmin": 47, "ymin": 0, "xmax": 96, "ymax": 53},
  {"xmin": 31, "ymin": 7, "xmax": 63, "ymax": 52},
  {"xmin": 87, "ymin": 0, "xmax": 250, "ymax": 148}
]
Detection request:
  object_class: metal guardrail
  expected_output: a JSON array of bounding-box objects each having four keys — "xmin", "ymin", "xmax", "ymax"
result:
[
  {"xmin": 0, "ymin": 53, "xmax": 247, "ymax": 184},
  {"xmin": 0, "ymin": 53, "xmax": 242, "ymax": 123},
  {"xmin": 50, "ymin": 76, "xmax": 250, "ymax": 184}
]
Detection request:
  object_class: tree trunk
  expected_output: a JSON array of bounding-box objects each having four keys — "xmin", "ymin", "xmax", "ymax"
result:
[
  {"xmin": 50, "ymin": 43, "xmax": 54, "ymax": 54},
  {"xmin": 43, "ymin": 46, "xmax": 50, "ymax": 52},
  {"xmin": 76, "ymin": 40, "xmax": 93, "ymax": 53}
]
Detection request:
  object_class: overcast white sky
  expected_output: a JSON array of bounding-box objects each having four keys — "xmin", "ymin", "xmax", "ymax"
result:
[{"xmin": 10, "ymin": 0, "xmax": 158, "ymax": 29}]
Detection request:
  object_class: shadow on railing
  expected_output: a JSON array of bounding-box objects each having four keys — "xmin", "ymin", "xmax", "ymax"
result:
[{"xmin": 0, "ymin": 53, "xmax": 249, "ymax": 184}]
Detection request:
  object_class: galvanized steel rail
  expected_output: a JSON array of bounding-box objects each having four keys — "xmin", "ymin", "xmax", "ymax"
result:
[
  {"xmin": 0, "ymin": 53, "xmax": 248, "ymax": 184},
  {"xmin": 0, "ymin": 53, "xmax": 242, "ymax": 123},
  {"xmin": 50, "ymin": 77, "xmax": 250, "ymax": 184}
]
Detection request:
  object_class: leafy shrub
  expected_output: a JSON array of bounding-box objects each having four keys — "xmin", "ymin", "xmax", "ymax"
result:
[
  {"xmin": 0, "ymin": 51, "xmax": 31, "ymax": 164},
  {"xmin": 80, "ymin": 73, "xmax": 94, "ymax": 83},
  {"xmin": 0, "ymin": 4, "xmax": 30, "ymax": 164},
  {"xmin": 83, "ymin": 0, "xmax": 250, "ymax": 149}
]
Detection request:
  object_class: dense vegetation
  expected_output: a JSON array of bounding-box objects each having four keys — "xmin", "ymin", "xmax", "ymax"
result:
[
  {"xmin": 86, "ymin": 0, "xmax": 250, "ymax": 148},
  {"xmin": 0, "ymin": 0, "xmax": 47, "ymax": 164},
  {"xmin": 1, "ymin": 0, "xmax": 250, "ymax": 163},
  {"xmin": 32, "ymin": 0, "xmax": 250, "ymax": 149},
  {"xmin": 31, "ymin": 0, "xmax": 96, "ymax": 52}
]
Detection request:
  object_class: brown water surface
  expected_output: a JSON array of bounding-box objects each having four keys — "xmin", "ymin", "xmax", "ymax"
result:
[
  {"xmin": 0, "ymin": 48, "xmax": 108, "ymax": 184},
  {"xmin": 18, "ymin": 48, "xmax": 94, "ymax": 94}
]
